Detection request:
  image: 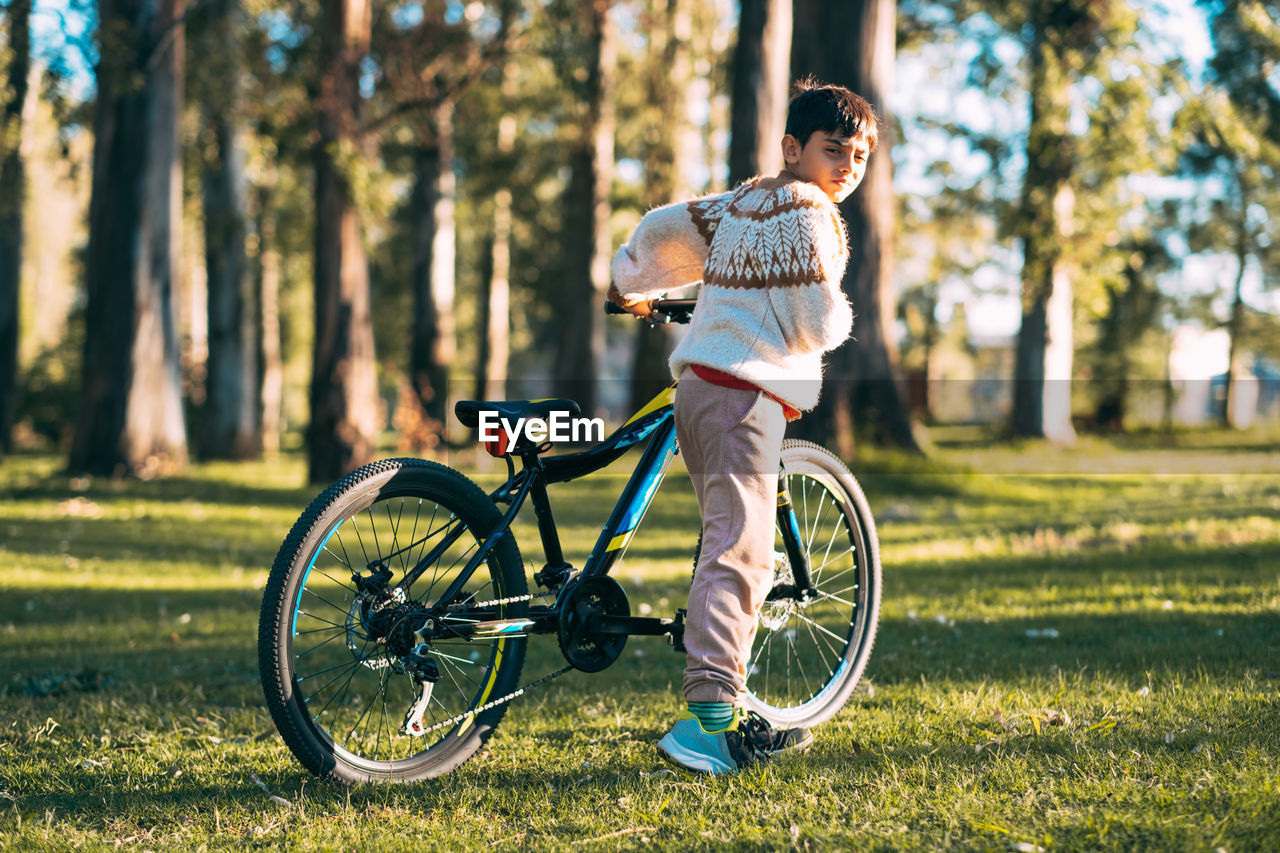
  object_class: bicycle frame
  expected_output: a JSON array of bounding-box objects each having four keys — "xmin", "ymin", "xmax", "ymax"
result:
[{"xmin": 399, "ymin": 382, "xmax": 814, "ymax": 645}]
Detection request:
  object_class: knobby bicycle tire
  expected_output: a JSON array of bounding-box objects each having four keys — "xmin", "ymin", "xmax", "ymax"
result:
[
  {"xmin": 693, "ymin": 440, "xmax": 882, "ymax": 729},
  {"xmin": 259, "ymin": 458, "xmax": 528, "ymax": 783}
]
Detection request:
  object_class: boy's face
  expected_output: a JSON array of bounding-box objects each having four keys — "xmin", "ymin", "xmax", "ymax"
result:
[{"xmin": 782, "ymin": 131, "xmax": 871, "ymax": 203}]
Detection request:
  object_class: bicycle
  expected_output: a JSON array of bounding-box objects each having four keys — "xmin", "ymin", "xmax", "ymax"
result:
[{"xmin": 258, "ymin": 298, "xmax": 882, "ymax": 783}]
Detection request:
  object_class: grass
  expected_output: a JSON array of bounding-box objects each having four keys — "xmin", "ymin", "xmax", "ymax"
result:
[{"xmin": 1, "ymin": 428, "xmax": 1278, "ymax": 851}]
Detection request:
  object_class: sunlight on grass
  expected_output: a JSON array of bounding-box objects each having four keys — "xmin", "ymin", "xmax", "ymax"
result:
[{"xmin": 1, "ymin": 431, "xmax": 1278, "ymax": 850}]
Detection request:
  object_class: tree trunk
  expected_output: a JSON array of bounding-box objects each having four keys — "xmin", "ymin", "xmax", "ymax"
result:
[
  {"xmin": 475, "ymin": 64, "xmax": 515, "ymax": 403},
  {"xmin": 790, "ymin": 0, "xmax": 918, "ymax": 454},
  {"xmin": 0, "ymin": 0, "xmax": 31, "ymax": 457},
  {"xmin": 70, "ymin": 0, "xmax": 188, "ymax": 478},
  {"xmin": 1011, "ymin": 22, "xmax": 1076, "ymax": 443},
  {"xmin": 628, "ymin": 0, "xmax": 692, "ymax": 414},
  {"xmin": 555, "ymin": 0, "xmax": 616, "ymax": 417},
  {"xmin": 256, "ymin": 180, "xmax": 283, "ymax": 457},
  {"xmin": 199, "ymin": 0, "xmax": 258, "ymax": 459},
  {"xmin": 1093, "ymin": 281, "xmax": 1131, "ymax": 432},
  {"xmin": 308, "ymin": 0, "xmax": 378, "ymax": 482},
  {"xmin": 920, "ymin": 287, "xmax": 939, "ymax": 422},
  {"xmin": 409, "ymin": 100, "xmax": 456, "ymax": 439},
  {"xmin": 1221, "ymin": 221, "xmax": 1249, "ymax": 428},
  {"xmin": 728, "ymin": 0, "xmax": 790, "ymax": 186}
]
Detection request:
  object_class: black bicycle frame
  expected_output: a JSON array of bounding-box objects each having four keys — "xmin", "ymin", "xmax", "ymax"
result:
[{"xmin": 408, "ymin": 383, "xmax": 814, "ymax": 641}]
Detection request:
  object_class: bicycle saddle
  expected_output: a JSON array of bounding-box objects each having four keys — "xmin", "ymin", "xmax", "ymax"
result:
[{"xmin": 454, "ymin": 399, "xmax": 582, "ymax": 428}]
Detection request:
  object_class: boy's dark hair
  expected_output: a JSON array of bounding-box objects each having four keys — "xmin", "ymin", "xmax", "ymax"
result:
[{"xmin": 785, "ymin": 77, "xmax": 879, "ymax": 152}]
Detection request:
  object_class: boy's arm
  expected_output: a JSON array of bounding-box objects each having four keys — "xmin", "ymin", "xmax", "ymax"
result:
[
  {"xmin": 765, "ymin": 202, "xmax": 854, "ymax": 354},
  {"xmin": 609, "ymin": 192, "xmax": 732, "ymax": 308}
]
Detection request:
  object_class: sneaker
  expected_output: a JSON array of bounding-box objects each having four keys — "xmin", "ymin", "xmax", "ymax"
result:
[
  {"xmin": 657, "ymin": 713, "xmax": 760, "ymax": 774},
  {"xmin": 739, "ymin": 712, "xmax": 813, "ymax": 756}
]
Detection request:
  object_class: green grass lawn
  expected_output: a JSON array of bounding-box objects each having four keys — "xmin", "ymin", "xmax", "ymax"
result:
[{"xmin": 1, "ymin": 428, "xmax": 1278, "ymax": 851}]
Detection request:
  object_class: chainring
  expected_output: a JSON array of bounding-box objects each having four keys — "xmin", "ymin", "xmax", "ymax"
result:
[{"xmin": 557, "ymin": 575, "xmax": 629, "ymax": 673}]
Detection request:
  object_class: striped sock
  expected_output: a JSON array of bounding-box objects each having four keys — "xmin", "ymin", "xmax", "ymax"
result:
[{"xmin": 688, "ymin": 701, "xmax": 735, "ymax": 732}]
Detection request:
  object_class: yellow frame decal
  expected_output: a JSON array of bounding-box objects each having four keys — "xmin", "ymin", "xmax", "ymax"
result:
[
  {"xmin": 459, "ymin": 638, "xmax": 505, "ymax": 736},
  {"xmin": 622, "ymin": 386, "xmax": 676, "ymax": 427}
]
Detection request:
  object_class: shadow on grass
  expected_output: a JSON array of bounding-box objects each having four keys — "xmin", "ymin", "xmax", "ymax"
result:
[
  {"xmin": 890, "ymin": 537, "xmax": 1280, "ymax": 583},
  {"xmin": 6, "ymin": 475, "xmax": 316, "ymax": 509},
  {"xmin": 868, "ymin": 607, "xmax": 1280, "ymax": 687},
  {"xmin": 1, "ymin": 516, "xmax": 284, "ymax": 568}
]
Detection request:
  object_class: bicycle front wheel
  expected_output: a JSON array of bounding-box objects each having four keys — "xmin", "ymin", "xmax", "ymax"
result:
[
  {"xmin": 743, "ymin": 440, "xmax": 881, "ymax": 728},
  {"xmin": 258, "ymin": 458, "xmax": 528, "ymax": 783}
]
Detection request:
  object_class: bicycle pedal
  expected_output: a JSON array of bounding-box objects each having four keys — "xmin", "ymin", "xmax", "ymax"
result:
[
  {"xmin": 667, "ymin": 608, "xmax": 687, "ymax": 653},
  {"xmin": 534, "ymin": 563, "xmax": 574, "ymax": 591}
]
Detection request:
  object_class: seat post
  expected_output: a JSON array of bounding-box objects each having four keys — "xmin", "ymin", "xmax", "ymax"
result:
[{"xmin": 529, "ymin": 474, "xmax": 566, "ymax": 571}]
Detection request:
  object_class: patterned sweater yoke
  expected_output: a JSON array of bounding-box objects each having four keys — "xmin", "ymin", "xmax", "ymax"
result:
[
  {"xmin": 609, "ymin": 172, "xmax": 854, "ymax": 412},
  {"xmin": 703, "ymin": 174, "xmax": 849, "ymax": 291}
]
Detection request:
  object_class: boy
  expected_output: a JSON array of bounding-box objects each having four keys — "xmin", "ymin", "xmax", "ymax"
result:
[{"xmin": 608, "ymin": 79, "xmax": 878, "ymax": 774}]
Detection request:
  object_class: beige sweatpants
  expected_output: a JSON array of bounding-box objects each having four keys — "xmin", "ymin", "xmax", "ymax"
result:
[{"xmin": 674, "ymin": 368, "xmax": 787, "ymax": 705}]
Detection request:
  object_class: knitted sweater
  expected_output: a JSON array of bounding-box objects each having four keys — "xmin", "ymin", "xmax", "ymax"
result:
[{"xmin": 609, "ymin": 172, "xmax": 853, "ymax": 411}]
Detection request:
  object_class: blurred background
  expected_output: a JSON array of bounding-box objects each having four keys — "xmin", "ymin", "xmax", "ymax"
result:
[{"xmin": 0, "ymin": 0, "xmax": 1276, "ymax": 482}]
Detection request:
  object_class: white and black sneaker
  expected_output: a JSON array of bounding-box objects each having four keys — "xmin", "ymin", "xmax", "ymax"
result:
[
  {"xmin": 657, "ymin": 711, "xmax": 812, "ymax": 774},
  {"xmin": 739, "ymin": 711, "xmax": 814, "ymax": 756}
]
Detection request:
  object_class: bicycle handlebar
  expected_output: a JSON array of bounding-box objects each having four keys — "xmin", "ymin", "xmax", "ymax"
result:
[{"xmin": 604, "ymin": 298, "xmax": 696, "ymax": 325}]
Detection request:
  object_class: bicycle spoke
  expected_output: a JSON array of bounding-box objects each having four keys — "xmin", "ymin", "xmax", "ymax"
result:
[
  {"xmin": 814, "ymin": 589, "xmax": 858, "ymax": 610},
  {"xmin": 346, "ymin": 663, "xmax": 388, "ymax": 751},
  {"xmin": 790, "ymin": 611, "xmax": 848, "ymax": 645},
  {"xmin": 301, "ymin": 586, "xmax": 353, "ymax": 619},
  {"xmin": 294, "ymin": 628, "xmax": 349, "ymax": 658},
  {"xmin": 295, "ymin": 608, "xmax": 348, "ymax": 632}
]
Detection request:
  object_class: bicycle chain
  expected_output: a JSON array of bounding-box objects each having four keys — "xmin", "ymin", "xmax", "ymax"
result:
[
  {"xmin": 412, "ymin": 589, "xmax": 572, "ymax": 736},
  {"xmin": 413, "ymin": 664, "xmax": 575, "ymax": 735}
]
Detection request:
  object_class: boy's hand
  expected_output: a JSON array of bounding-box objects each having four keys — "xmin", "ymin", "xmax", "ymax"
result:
[{"xmin": 619, "ymin": 297, "xmax": 656, "ymax": 320}]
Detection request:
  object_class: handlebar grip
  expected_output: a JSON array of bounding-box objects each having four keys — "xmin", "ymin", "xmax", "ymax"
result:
[{"xmin": 603, "ymin": 297, "xmax": 697, "ymax": 324}]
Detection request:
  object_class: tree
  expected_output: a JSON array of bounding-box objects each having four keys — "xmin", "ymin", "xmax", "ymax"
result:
[
  {"xmin": 195, "ymin": 0, "xmax": 259, "ymax": 460},
  {"xmin": 371, "ymin": 2, "xmax": 517, "ymax": 443},
  {"xmin": 0, "ymin": 0, "xmax": 31, "ymax": 457},
  {"xmin": 69, "ymin": 0, "xmax": 188, "ymax": 477},
  {"xmin": 1177, "ymin": 0, "xmax": 1280, "ymax": 428},
  {"xmin": 627, "ymin": 0, "xmax": 696, "ymax": 413},
  {"xmin": 728, "ymin": 0, "xmax": 790, "ymax": 186},
  {"xmin": 791, "ymin": 0, "xmax": 920, "ymax": 453},
  {"xmin": 407, "ymin": 103, "xmax": 456, "ymax": 440},
  {"xmin": 475, "ymin": 59, "xmax": 518, "ymax": 404},
  {"xmin": 1071, "ymin": 31, "xmax": 1183, "ymax": 432},
  {"xmin": 554, "ymin": 0, "xmax": 616, "ymax": 417},
  {"xmin": 1008, "ymin": 0, "xmax": 1112, "ymax": 443},
  {"xmin": 255, "ymin": 172, "xmax": 284, "ymax": 456},
  {"xmin": 307, "ymin": 0, "xmax": 378, "ymax": 482},
  {"xmin": 899, "ymin": 0, "xmax": 1175, "ymax": 439},
  {"xmin": 896, "ymin": 179, "xmax": 995, "ymax": 422}
]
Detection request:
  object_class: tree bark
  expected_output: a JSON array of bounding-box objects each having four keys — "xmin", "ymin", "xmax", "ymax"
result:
[
  {"xmin": 409, "ymin": 100, "xmax": 456, "ymax": 436},
  {"xmin": 256, "ymin": 180, "xmax": 283, "ymax": 457},
  {"xmin": 1221, "ymin": 215, "xmax": 1249, "ymax": 428},
  {"xmin": 790, "ymin": 0, "xmax": 919, "ymax": 454},
  {"xmin": 1011, "ymin": 20, "xmax": 1077, "ymax": 443},
  {"xmin": 70, "ymin": 0, "xmax": 188, "ymax": 477},
  {"xmin": 475, "ymin": 63, "xmax": 516, "ymax": 404},
  {"xmin": 728, "ymin": 0, "xmax": 790, "ymax": 186},
  {"xmin": 555, "ymin": 0, "xmax": 616, "ymax": 417},
  {"xmin": 0, "ymin": 0, "xmax": 32, "ymax": 457},
  {"xmin": 199, "ymin": 0, "xmax": 258, "ymax": 460},
  {"xmin": 308, "ymin": 0, "xmax": 378, "ymax": 482}
]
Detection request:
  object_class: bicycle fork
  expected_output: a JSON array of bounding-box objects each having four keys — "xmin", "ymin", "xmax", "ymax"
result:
[{"xmin": 773, "ymin": 478, "xmax": 817, "ymax": 603}]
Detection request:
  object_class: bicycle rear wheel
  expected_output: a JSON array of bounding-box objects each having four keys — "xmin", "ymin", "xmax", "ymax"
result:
[
  {"xmin": 259, "ymin": 458, "xmax": 527, "ymax": 783},
  {"xmin": 743, "ymin": 440, "xmax": 881, "ymax": 728}
]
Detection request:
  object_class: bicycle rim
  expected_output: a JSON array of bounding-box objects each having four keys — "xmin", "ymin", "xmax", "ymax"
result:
[
  {"xmin": 743, "ymin": 447, "xmax": 878, "ymax": 726},
  {"xmin": 277, "ymin": 469, "xmax": 524, "ymax": 777}
]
